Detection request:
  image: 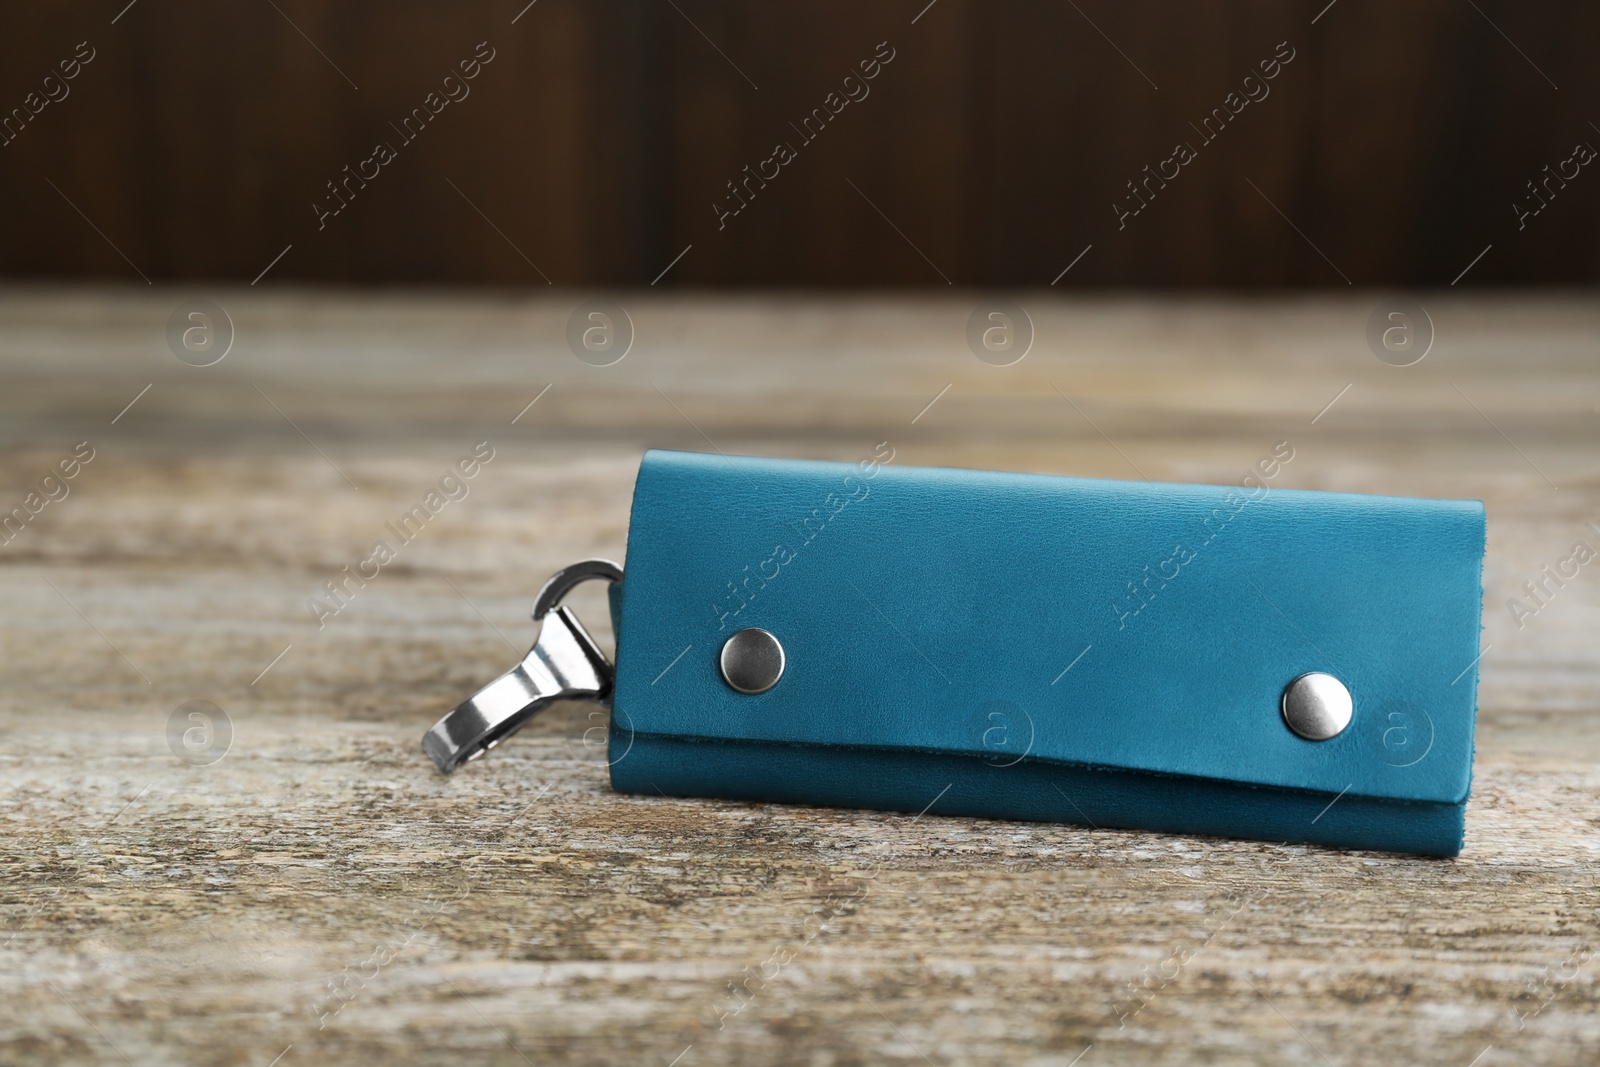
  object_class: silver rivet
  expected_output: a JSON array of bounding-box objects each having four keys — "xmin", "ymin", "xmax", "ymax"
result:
[
  {"xmin": 1281, "ymin": 672, "xmax": 1353, "ymax": 741},
  {"xmin": 720, "ymin": 628, "xmax": 784, "ymax": 694}
]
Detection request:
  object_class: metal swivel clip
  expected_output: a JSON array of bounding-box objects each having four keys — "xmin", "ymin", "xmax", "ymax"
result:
[{"xmin": 422, "ymin": 559, "xmax": 621, "ymax": 773}]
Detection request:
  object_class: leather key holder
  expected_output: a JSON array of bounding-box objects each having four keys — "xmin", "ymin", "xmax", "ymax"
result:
[{"xmin": 425, "ymin": 449, "xmax": 1487, "ymax": 856}]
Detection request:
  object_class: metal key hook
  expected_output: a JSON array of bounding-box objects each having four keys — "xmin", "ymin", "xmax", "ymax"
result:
[{"xmin": 423, "ymin": 559, "xmax": 622, "ymax": 774}]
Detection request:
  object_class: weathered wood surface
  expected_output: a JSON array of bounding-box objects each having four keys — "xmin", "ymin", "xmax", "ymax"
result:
[{"xmin": 1, "ymin": 288, "xmax": 1597, "ymax": 1066}]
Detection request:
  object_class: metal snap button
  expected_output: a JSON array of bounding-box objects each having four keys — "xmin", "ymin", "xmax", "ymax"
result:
[
  {"xmin": 1281, "ymin": 672, "xmax": 1353, "ymax": 741},
  {"xmin": 720, "ymin": 628, "xmax": 785, "ymax": 694}
]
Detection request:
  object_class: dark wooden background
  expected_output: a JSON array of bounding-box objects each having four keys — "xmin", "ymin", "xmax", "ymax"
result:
[{"xmin": 3, "ymin": 0, "xmax": 1597, "ymax": 287}]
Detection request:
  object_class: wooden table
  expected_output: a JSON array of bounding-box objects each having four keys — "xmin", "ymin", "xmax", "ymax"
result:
[{"xmin": 2, "ymin": 288, "xmax": 1596, "ymax": 1066}]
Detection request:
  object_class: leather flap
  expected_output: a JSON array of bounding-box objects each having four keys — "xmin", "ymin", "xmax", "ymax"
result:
[{"xmin": 612, "ymin": 450, "xmax": 1486, "ymax": 805}]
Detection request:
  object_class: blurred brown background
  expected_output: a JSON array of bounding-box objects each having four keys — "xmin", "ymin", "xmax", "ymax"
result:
[{"xmin": 3, "ymin": 0, "xmax": 1596, "ymax": 287}]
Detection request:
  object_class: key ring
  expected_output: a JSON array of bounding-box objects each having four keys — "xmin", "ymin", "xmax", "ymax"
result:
[{"xmin": 422, "ymin": 559, "xmax": 622, "ymax": 774}]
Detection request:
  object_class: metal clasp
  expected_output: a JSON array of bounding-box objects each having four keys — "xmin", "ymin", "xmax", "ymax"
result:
[{"xmin": 423, "ymin": 559, "xmax": 622, "ymax": 774}]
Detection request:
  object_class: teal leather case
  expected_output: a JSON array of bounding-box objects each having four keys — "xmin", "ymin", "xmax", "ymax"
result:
[{"xmin": 608, "ymin": 449, "xmax": 1487, "ymax": 856}]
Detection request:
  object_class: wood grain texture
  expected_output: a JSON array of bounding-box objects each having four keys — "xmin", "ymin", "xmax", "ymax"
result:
[
  {"xmin": 3, "ymin": 1, "xmax": 1599, "ymax": 286},
  {"xmin": 1, "ymin": 287, "xmax": 1598, "ymax": 1066}
]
